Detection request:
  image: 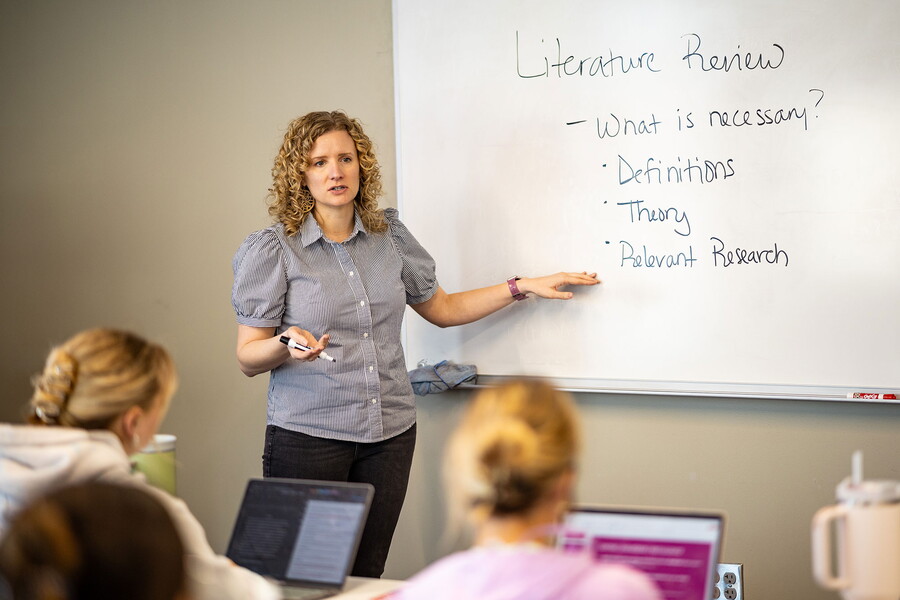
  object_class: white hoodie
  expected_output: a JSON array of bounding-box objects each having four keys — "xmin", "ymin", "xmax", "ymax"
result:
[{"xmin": 0, "ymin": 424, "xmax": 278, "ymax": 600}]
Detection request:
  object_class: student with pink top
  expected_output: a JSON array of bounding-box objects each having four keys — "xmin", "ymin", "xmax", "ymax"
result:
[{"xmin": 397, "ymin": 379, "xmax": 662, "ymax": 600}]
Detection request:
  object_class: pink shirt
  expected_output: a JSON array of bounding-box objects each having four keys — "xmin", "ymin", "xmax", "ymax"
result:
[{"xmin": 398, "ymin": 545, "xmax": 663, "ymax": 600}]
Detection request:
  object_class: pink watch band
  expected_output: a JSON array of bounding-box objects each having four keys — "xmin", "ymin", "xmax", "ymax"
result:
[{"xmin": 507, "ymin": 276, "xmax": 527, "ymax": 301}]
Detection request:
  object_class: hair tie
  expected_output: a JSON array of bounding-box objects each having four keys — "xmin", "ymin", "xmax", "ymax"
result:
[{"xmin": 34, "ymin": 401, "xmax": 61, "ymax": 425}]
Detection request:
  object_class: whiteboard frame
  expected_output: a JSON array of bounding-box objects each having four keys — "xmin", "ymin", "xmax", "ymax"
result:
[{"xmin": 462, "ymin": 376, "xmax": 898, "ymax": 404}]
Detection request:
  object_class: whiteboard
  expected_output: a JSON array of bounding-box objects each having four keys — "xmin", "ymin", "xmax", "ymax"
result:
[{"xmin": 393, "ymin": 0, "xmax": 900, "ymax": 399}]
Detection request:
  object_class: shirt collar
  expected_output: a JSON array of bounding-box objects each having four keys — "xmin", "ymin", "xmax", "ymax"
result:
[{"xmin": 298, "ymin": 212, "xmax": 367, "ymax": 248}]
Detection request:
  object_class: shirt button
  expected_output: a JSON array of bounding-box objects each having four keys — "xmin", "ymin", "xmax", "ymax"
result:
[
  {"xmin": 360, "ymin": 301, "xmax": 365, "ymax": 306},
  {"xmin": 363, "ymin": 332, "xmax": 369, "ymax": 338},
  {"xmin": 369, "ymin": 366, "xmax": 374, "ymax": 372},
  {"xmin": 371, "ymin": 398, "xmax": 377, "ymax": 405},
  {"xmin": 349, "ymin": 271, "xmax": 354, "ymax": 276}
]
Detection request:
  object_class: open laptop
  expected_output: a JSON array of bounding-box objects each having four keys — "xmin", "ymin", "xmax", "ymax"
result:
[
  {"xmin": 225, "ymin": 478, "xmax": 374, "ymax": 600},
  {"xmin": 558, "ymin": 506, "xmax": 725, "ymax": 600}
]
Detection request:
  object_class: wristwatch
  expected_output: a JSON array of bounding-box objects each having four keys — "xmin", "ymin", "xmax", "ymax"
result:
[{"xmin": 507, "ymin": 276, "xmax": 527, "ymax": 301}]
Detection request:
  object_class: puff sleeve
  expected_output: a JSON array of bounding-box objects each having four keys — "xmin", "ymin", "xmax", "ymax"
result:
[
  {"xmin": 231, "ymin": 228, "xmax": 287, "ymax": 328},
  {"xmin": 384, "ymin": 208, "xmax": 439, "ymax": 305}
]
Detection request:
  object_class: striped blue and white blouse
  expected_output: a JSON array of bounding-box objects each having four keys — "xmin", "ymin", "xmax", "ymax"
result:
[{"xmin": 231, "ymin": 208, "xmax": 438, "ymax": 443}]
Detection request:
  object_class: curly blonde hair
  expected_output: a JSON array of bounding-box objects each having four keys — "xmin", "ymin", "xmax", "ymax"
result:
[
  {"xmin": 268, "ymin": 111, "xmax": 386, "ymax": 236},
  {"xmin": 28, "ymin": 328, "xmax": 177, "ymax": 430}
]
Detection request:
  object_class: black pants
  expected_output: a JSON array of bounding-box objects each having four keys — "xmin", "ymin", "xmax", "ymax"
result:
[{"xmin": 262, "ymin": 424, "xmax": 417, "ymax": 578}]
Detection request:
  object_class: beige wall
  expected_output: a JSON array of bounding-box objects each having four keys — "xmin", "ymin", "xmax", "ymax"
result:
[{"xmin": 1, "ymin": 3, "xmax": 897, "ymax": 599}]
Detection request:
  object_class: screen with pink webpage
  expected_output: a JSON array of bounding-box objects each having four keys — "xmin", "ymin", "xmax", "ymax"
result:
[{"xmin": 559, "ymin": 508, "xmax": 723, "ymax": 600}]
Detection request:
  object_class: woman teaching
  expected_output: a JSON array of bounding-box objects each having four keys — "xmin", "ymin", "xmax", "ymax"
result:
[{"xmin": 231, "ymin": 110, "xmax": 599, "ymax": 577}]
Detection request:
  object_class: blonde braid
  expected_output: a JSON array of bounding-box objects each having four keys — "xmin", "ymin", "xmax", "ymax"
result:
[{"xmin": 30, "ymin": 349, "xmax": 79, "ymax": 425}]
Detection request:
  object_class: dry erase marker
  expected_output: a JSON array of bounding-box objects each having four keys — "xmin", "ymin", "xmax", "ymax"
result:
[
  {"xmin": 847, "ymin": 393, "xmax": 896, "ymax": 400},
  {"xmin": 279, "ymin": 335, "xmax": 336, "ymax": 362}
]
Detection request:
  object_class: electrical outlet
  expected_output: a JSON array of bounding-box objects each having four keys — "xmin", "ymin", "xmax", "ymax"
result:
[{"xmin": 712, "ymin": 563, "xmax": 743, "ymax": 600}]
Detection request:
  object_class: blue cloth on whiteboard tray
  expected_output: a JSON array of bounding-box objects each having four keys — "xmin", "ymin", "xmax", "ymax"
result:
[{"xmin": 408, "ymin": 361, "xmax": 477, "ymax": 396}]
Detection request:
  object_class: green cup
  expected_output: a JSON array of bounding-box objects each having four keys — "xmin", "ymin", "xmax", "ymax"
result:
[{"xmin": 132, "ymin": 433, "xmax": 177, "ymax": 495}]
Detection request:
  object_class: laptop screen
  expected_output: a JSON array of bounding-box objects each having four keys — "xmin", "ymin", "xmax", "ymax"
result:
[
  {"xmin": 559, "ymin": 507, "xmax": 724, "ymax": 600},
  {"xmin": 226, "ymin": 478, "xmax": 374, "ymax": 587}
]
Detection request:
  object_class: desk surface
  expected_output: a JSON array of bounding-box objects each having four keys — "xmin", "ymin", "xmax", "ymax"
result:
[{"xmin": 331, "ymin": 577, "xmax": 404, "ymax": 600}]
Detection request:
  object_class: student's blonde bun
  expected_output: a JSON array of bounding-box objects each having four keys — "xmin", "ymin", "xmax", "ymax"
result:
[{"xmin": 445, "ymin": 379, "xmax": 580, "ymax": 525}]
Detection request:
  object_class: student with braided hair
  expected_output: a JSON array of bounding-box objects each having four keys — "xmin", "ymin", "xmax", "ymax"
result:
[
  {"xmin": 396, "ymin": 379, "xmax": 662, "ymax": 600},
  {"xmin": 0, "ymin": 328, "xmax": 277, "ymax": 600}
]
